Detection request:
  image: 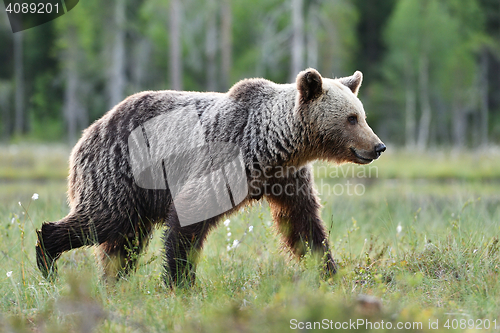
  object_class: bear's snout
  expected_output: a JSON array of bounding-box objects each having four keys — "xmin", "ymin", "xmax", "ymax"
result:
[
  {"xmin": 349, "ymin": 140, "xmax": 386, "ymax": 165},
  {"xmin": 374, "ymin": 143, "xmax": 386, "ymax": 158}
]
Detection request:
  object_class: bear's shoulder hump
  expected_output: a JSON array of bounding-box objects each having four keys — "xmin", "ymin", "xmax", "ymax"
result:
[{"xmin": 227, "ymin": 78, "xmax": 275, "ymax": 101}]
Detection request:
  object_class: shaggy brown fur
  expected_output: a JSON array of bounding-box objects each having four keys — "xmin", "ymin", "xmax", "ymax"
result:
[{"xmin": 36, "ymin": 68, "xmax": 385, "ymax": 286}]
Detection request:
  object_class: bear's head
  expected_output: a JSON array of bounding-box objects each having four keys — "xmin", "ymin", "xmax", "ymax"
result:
[{"xmin": 296, "ymin": 68, "xmax": 386, "ymax": 165}]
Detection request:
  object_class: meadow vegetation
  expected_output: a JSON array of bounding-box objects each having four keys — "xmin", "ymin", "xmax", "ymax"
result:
[{"xmin": 1, "ymin": 145, "xmax": 500, "ymax": 332}]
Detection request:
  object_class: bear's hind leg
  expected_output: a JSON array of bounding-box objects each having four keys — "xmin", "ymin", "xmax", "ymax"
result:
[
  {"xmin": 97, "ymin": 220, "xmax": 153, "ymax": 280},
  {"xmin": 163, "ymin": 219, "xmax": 214, "ymax": 288}
]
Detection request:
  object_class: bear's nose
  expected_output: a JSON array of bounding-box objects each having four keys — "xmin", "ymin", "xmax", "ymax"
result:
[{"xmin": 374, "ymin": 143, "xmax": 386, "ymax": 157}]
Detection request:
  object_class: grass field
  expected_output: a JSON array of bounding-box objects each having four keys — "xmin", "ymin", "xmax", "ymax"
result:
[{"xmin": 1, "ymin": 145, "xmax": 500, "ymax": 332}]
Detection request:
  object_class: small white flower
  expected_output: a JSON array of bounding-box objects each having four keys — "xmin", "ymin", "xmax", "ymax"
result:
[
  {"xmin": 18, "ymin": 202, "xmax": 21, "ymax": 207},
  {"xmin": 473, "ymin": 249, "xmax": 478, "ymax": 254},
  {"xmin": 248, "ymin": 226, "xmax": 253, "ymax": 232},
  {"xmin": 10, "ymin": 218, "xmax": 15, "ymax": 224},
  {"xmin": 226, "ymin": 227, "xmax": 230, "ymax": 231},
  {"xmin": 6, "ymin": 271, "xmax": 12, "ymax": 278},
  {"xmin": 227, "ymin": 232, "xmax": 231, "ymax": 237},
  {"xmin": 226, "ymin": 245, "xmax": 232, "ymax": 251},
  {"xmin": 232, "ymin": 239, "xmax": 240, "ymax": 248},
  {"xmin": 32, "ymin": 193, "xmax": 39, "ymax": 200},
  {"xmin": 396, "ymin": 224, "xmax": 402, "ymax": 235},
  {"xmin": 223, "ymin": 219, "xmax": 231, "ymax": 227}
]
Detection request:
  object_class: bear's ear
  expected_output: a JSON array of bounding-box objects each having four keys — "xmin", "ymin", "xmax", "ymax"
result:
[
  {"xmin": 296, "ymin": 68, "xmax": 323, "ymax": 103},
  {"xmin": 339, "ymin": 71, "xmax": 363, "ymax": 96}
]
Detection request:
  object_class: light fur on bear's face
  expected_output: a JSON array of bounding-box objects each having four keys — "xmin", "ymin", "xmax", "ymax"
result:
[{"xmin": 298, "ymin": 69, "xmax": 385, "ymax": 165}]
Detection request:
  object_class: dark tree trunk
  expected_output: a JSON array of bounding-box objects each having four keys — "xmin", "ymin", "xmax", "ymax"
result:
[
  {"xmin": 14, "ymin": 31, "xmax": 24, "ymax": 135},
  {"xmin": 169, "ymin": 0, "xmax": 183, "ymax": 90},
  {"xmin": 220, "ymin": 0, "xmax": 232, "ymax": 92},
  {"xmin": 404, "ymin": 64, "xmax": 416, "ymax": 148},
  {"xmin": 131, "ymin": 39, "xmax": 151, "ymax": 92},
  {"xmin": 417, "ymin": 54, "xmax": 431, "ymax": 150},
  {"xmin": 479, "ymin": 49, "xmax": 489, "ymax": 147},
  {"xmin": 452, "ymin": 102, "xmax": 466, "ymax": 149},
  {"xmin": 290, "ymin": 0, "xmax": 304, "ymax": 81},
  {"xmin": 0, "ymin": 83, "xmax": 11, "ymax": 139},
  {"xmin": 63, "ymin": 26, "xmax": 85, "ymax": 144},
  {"xmin": 205, "ymin": 0, "xmax": 217, "ymax": 92},
  {"xmin": 306, "ymin": 3, "xmax": 318, "ymax": 69},
  {"xmin": 109, "ymin": 0, "xmax": 126, "ymax": 108}
]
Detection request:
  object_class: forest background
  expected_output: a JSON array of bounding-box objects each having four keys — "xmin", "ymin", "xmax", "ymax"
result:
[
  {"xmin": 3, "ymin": 2, "xmax": 500, "ymax": 331},
  {"xmin": 1, "ymin": 0, "xmax": 499, "ymax": 148}
]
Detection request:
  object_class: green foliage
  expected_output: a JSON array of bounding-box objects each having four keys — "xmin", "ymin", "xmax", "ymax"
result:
[
  {"xmin": 1, "ymin": 146, "xmax": 500, "ymax": 331},
  {"xmin": 316, "ymin": 0, "xmax": 359, "ymax": 76},
  {"xmin": 1, "ymin": 0, "xmax": 500, "ymax": 144},
  {"xmin": 380, "ymin": 0, "xmax": 494, "ymax": 146}
]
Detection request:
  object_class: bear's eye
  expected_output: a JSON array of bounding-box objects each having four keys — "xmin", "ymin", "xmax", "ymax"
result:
[{"xmin": 348, "ymin": 115, "xmax": 358, "ymax": 125}]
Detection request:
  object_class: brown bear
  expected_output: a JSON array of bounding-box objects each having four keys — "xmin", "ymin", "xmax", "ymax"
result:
[{"xmin": 36, "ymin": 68, "xmax": 385, "ymax": 287}]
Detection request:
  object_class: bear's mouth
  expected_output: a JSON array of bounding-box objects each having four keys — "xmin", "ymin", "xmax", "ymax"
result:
[{"xmin": 350, "ymin": 148, "xmax": 374, "ymax": 164}]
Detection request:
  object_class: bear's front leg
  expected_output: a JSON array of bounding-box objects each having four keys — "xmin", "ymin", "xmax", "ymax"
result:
[{"xmin": 265, "ymin": 166, "xmax": 336, "ymax": 276}]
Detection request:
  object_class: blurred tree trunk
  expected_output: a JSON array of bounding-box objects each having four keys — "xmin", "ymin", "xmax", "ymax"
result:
[
  {"xmin": 205, "ymin": 0, "xmax": 217, "ymax": 92},
  {"xmin": 404, "ymin": 67, "xmax": 416, "ymax": 148},
  {"xmin": 290, "ymin": 0, "xmax": 304, "ymax": 81},
  {"xmin": 452, "ymin": 102, "xmax": 466, "ymax": 149},
  {"xmin": 14, "ymin": 31, "xmax": 24, "ymax": 135},
  {"xmin": 0, "ymin": 83, "xmax": 11, "ymax": 139},
  {"xmin": 131, "ymin": 38, "xmax": 151, "ymax": 92},
  {"xmin": 306, "ymin": 3, "xmax": 318, "ymax": 69},
  {"xmin": 109, "ymin": 0, "xmax": 126, "ymax": 108},
  {"xmin": 64, "ymin": 62, "xmax": 78, "ymax": 143},
  {"xmin": 220, "ymin": 0, "xmax": 232, "ymax": 92},
  {"xmin": 63, "ymin": 26, "xmax": 85, "ymax": 144},
  {"xmin": 169, "ymin": 0, "xmax": 182, "ymax": 90},
  {"xmin": 435, "ymin": 96, "xmax": 450, "ymax": 145},
  {"xmin": 479, "ymin": 49, "xmax": 489, "ymax": 146},
  {"xmin": 417, "ymin": 54, "xmax": 431, "ymax": 150}
]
